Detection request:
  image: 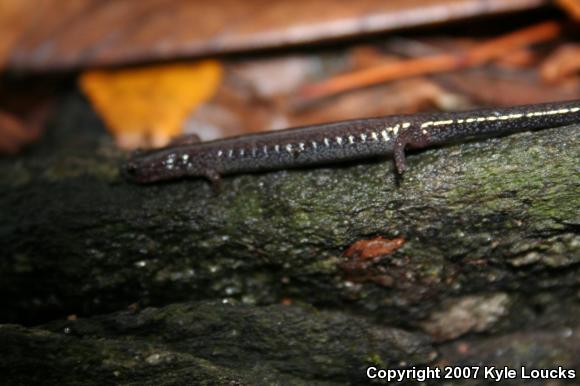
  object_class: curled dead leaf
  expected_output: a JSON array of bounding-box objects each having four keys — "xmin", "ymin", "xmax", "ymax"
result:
[{"xmin": 79, "ymin": 60, "xmax": 222, "ymax": 149}]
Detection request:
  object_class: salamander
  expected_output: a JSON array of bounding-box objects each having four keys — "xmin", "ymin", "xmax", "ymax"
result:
[{"xmin": 123, "ymin": 100, "xmax": 580, "ymax": 186}]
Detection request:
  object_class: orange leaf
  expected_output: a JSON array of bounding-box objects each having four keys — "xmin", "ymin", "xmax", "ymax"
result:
[{"xmin": 79, "ymin": 60, "xmax": 222, "ymax": 149}]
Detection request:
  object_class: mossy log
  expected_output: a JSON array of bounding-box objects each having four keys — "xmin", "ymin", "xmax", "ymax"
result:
[{"xmin": 1, "ymin": 94, "xmax": 579, "ymax": 384}]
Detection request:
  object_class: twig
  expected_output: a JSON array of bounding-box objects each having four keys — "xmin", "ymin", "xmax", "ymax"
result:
[{"xmin": 298, "ymin": 21, "xmax": 562, "ymax": 101}]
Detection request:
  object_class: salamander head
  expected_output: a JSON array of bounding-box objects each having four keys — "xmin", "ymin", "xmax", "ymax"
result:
[
  {"xmin": 122, "ymin": 148, "xmax": 196, "ymax": 183},
  {"xmin": 122, "ymin": 157, "xmax": 153, "ymax": 183},
  {"xmin": 121, "ymin": 149, "xmax": 166, "ymax": 183}
]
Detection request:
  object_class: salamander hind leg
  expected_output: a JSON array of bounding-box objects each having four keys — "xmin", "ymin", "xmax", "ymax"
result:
[{"xmin": 393, "ymin": 125, "xmax": 431, "ymax": 174}]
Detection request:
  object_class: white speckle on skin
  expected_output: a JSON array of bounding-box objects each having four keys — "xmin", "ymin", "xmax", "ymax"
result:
[{"xmin": 165, "ymin": 154, "xmax": 177, "ymax": 169}]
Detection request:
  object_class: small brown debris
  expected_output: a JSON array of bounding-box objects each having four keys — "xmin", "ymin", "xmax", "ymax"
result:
[
  {"xmin": 343, "ymin": 236, "xmax": 405, "ymax": 260},
  {"xmin": 339, "ymin": 236, "xmax": 406, "ymax": 286}
]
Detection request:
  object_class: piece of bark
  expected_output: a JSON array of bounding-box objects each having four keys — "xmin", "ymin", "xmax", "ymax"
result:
[
  {"xmin": 5, "ymin": 0, "xmax": 548, "ymax": 71},
  {"xmin": 0, "ymin": 301, "xmax": 434, "ymax": 385},
  {"xmin": 0, "ymin": 94, "xmax": 579, "ymax": 330}
]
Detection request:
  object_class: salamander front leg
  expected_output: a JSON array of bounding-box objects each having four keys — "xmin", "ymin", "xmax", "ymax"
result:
[
  {"xmin": 393, "ymin": 135, "xmax": 409, "ymax": 174},
  {"xmin": 204, "ymin": 169, "xmax": 222, "ymax": 193},
  {"xmin": 169, "ymin": 133, "xmax": 201, "ymax": 147}
]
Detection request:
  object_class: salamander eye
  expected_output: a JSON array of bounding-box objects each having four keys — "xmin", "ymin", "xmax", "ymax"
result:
[{"xmin": 123, "ymin": 161, "xmax": 140, "ymax": 179}]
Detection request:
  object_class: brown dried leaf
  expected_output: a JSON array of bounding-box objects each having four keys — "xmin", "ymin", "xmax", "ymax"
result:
[
  {"xmin": 343, "ymin": 236, "xmax": 405, "ymax": 260},
  {"xmin": 7, "ymin": 0, "xmax": 548, "ymax": 71}
]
